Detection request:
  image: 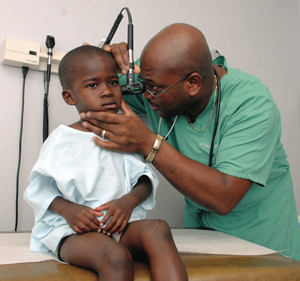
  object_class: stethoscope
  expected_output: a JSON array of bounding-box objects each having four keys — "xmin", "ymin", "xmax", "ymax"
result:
[{"xmin": 158, "ymin": 67, "xmax": 221, "ymax": 167}]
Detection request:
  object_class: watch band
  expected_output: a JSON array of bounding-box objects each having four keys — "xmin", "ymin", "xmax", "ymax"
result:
[{"xmin": 145, "ymin": 134, "xmax": 164, "ymax": 163}]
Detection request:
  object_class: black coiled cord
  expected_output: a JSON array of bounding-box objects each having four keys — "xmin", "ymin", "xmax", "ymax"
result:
[
  {"xmin": 102, "ymin": 13, "xmax": 124, "ymax": 46},
  {"xmin": 102, "ymin": 7, "xmax": 132, "ymax": 47}
]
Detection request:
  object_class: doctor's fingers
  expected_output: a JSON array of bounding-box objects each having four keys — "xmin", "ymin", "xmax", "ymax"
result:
[
  {"xmin": 83, "ymin": 110, "xmax": 143, "ymax": 136},
  {"xmin": 104, "ymin": 43, "xmax": 141, "ymax": 75},
  {"xmin": 81, "ymin": 110, "xmax": 123, "ymax": 127},
  {"xmin": 81, "ymin": 113, "xmax": 123, "ymax": 137},
  {"xmin": 104, "ymin": 42, "xmax": 129, "ymax": 75},
  {"xmin": 80, "ymin": 112, "xmax": 112, "ymax": 132}
]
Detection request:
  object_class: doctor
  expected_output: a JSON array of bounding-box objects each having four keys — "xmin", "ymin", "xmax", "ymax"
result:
[{"xmin": 81, "ymin": 23, "xmax": 300, "ymax": 260}]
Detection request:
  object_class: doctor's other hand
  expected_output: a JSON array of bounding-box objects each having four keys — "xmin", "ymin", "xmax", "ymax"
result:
[
  {"xmin": 103, "ymin": 42, "xmax": 141, "ymax": 75},
  {"xmin": 82, "ymin": 42, "xmax": 140, "ymax": 75},
  {"xmin": 81, "ymin": 99, "xmax": 156, "ymax": 156}
]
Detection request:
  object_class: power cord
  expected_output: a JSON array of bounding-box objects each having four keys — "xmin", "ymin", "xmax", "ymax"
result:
[{"xmin": 15, "ymin": 66, "xmax": 29, "ymax": 231}]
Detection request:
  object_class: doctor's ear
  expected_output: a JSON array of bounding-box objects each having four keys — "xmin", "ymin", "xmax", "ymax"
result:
[
  {"xmin": 187, "ymin": 73, "xmax": 201, "ymax": 97},
  {"xmin": 62, "ymin": 90, "xmax": 76, "ymax": 105}
]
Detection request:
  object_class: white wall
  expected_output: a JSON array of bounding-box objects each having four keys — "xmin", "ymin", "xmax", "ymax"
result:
[{"xmin": 0, "ymin": 0, "xmax": 299, "ymax": 231}]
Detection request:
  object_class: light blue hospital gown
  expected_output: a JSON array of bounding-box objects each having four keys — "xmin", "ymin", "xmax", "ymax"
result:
[{"xmin": 24, "ymin": 125, "xmax": 158, "ymax": 255}]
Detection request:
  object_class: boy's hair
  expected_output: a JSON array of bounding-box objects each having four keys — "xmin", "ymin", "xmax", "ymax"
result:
[{"xmin": 58, "ymin": 45, "xmax": 115, "ymax": 90}]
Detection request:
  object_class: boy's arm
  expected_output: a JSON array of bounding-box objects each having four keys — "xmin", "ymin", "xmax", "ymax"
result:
[
  {"xmin": 49, "ymin": 196, "xmax": 104, "ymax": 234},
  {"xmin": 96, "ymin": 175, "xmax": 152, "ymax": 235},
  {"xmin": 122, "ymin": 175, "xmax": 152, "ymax": 210}
]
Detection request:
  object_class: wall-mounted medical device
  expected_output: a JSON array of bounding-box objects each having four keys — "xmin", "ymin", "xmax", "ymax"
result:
[{"xmin": 0, "ymin": 37, "xmax": 65, "ymax": 73}]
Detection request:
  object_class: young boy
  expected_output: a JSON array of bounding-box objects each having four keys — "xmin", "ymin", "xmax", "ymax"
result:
[{"xmin": 24, "ymin": 45, "xmax": 188, "ymax": 281}]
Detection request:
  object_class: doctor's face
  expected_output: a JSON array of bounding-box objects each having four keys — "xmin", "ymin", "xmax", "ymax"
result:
[{"xmin": 140, "ymin": 56, "xmax": 191, "ymax": 118}]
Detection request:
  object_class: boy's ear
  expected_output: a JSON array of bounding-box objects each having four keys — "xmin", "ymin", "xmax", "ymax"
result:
[{"xmin": 62, "ymin": 90, "xmax": 76, "ymax": 105}]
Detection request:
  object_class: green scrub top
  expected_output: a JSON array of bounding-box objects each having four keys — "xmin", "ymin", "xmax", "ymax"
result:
[{"xmin": 121, "ymin": 57, "xmax": 300, "ymax": 260}]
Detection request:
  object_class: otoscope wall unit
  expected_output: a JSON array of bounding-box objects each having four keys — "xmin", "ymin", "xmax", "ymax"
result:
[{"xmin": 0, "ymin": 38, "xmax": 65, "ymax": 73}]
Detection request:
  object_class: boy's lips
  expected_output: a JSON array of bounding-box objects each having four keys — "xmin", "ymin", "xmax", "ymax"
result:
[{"xmin": 102, "ymin": 101, "xmax": 117, "ymax": 109}]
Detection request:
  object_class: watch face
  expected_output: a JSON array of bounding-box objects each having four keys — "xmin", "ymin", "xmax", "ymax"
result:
[
  {"xmin": 145, "ymin": 135, "xmax": 163, "ymax": 163},
  {"xmin": 153, "ymin": 135, "xmax": 164, "ymax": 150}
]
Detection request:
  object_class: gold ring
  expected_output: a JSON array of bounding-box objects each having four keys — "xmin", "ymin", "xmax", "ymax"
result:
[{"xmin": 101, "ymin": 130, "xmax": 106, "ymax": 138}]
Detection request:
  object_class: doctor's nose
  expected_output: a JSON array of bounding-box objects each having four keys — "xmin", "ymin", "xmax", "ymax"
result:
[{"xmin": 143, "ymin": 89, "xmax": 155, "ymax": 100}]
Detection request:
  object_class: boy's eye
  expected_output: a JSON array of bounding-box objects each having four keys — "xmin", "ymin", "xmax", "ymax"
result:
[
  {"xmin": 88, "ymin": 83, "xmax": 97, "ymax": 88},
  {"xmin": 109, "ymin": 80, "xmax": 119, "ymax": 85}
]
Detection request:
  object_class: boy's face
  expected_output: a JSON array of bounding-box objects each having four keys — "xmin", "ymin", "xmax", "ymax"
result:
[{"xmin": 68, "ymin": 54, "xmax": 122, "ymax": 114}]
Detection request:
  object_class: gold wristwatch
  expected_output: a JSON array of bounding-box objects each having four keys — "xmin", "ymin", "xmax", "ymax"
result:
[{"xmin": 144, "ymin": 134, "xmax": 164, "ymax": 163}]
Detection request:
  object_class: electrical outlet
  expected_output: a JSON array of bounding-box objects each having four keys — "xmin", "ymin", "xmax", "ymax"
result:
[{"xmin": 0, "ymin": 38, "xmax": 65, "ymax": 73}]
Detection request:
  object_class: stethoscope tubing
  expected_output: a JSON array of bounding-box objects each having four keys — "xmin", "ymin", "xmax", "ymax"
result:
[{"xmin": 208, "ymin": 67, "xmax": 221, "ymax": 167}]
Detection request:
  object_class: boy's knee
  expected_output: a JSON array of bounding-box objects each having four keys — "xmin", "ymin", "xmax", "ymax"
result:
[
  {"xmin": 141, "ymin": 219, "xmax": 172, "ymax": 241},
  {"xmin": 98, "ymin": 243, "xmax": 133, "ymax": 272}
]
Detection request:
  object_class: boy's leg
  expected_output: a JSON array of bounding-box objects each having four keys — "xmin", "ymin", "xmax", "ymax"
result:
[
  {"xmin": 120, "ymin": 219, "xmax": 188, "ymax": 281},
  {"xmin": 59, "ymin": 232, "xmax": 134, "ymax": 281}
]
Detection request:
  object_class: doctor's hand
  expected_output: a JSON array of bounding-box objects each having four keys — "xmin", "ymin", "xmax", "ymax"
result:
[
  {"xmin": 103, "ymin": 42, "xmax": 141, "ymax": 75},
  {"xmin": 83, "ymin": 42, "xmax": 140, "ymax": 75},
  {"xmin": 80, "ymin": 99, "xmax": 156, "ymax": 156}
]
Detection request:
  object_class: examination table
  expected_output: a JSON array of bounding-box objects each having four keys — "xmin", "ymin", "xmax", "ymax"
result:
[{"xmin": 1, "ymin": 229, "xmax": 300, "ymax": 280}]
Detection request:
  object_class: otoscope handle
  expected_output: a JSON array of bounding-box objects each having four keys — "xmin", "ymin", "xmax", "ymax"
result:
[
  {"xmin": 128, "ymin": 23, "xmax": 133, "ymax": 50},
  {"xmin": 127, "ymin": 22, "xmax": 134, "ymax": 85},
  {"xmin": 43, "ymin": 93, "xmax": 49, "ymax": 142},
  {"xmin": 46, "ymin": 50, "xmax": 52, "ymax": 82}
]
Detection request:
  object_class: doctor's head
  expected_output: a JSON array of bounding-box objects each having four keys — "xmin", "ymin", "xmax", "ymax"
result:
[
  {"xmin": 58, "ymin": 45, "xmax": 122, "ymax": 114},
  {"xmin": 140, "ymin": 23, "xmax": 215, "ymax": 119}
]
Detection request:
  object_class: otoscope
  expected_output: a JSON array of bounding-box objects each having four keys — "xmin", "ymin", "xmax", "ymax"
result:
[
  {"xmin": 43, "ymin": 35, "xmax": 55, "ymax": 142},
  {"xmin": 102, "ymin": 7, "xmax": 145, "ymax": 95}
]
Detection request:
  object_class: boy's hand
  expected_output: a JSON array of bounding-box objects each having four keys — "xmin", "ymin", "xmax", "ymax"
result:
[
  {"xmin": 96, "ymin": 195, "xmax": 134, "ymax": 235},
  {"xmin": 61, "ymin": 202, "xmax": 103, "ymax": 234}
]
